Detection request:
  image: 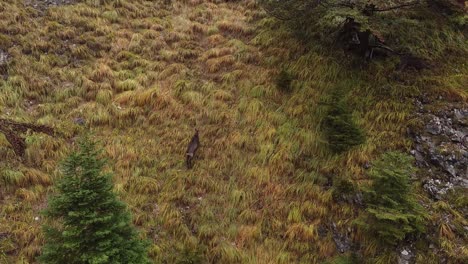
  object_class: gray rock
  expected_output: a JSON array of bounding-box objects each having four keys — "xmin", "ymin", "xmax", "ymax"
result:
[
  {"xmin": 445, "ymin": 165, "xmax": 457, "ymax": 177},
  {"xmin": 353, "ymin": 192, "xmax": 363, "ymax": 206},
  {"xmin": 0, "ymin": 50, "xmax": 8, "ymax": 65},
  {"xmin": 424, "ymin": 179, "xmax": 442, "ymax": 200},
  {"xmin": 453, "ymin": 109, "xmax": 463, "ymax": 119},
  {"xmin": 398, "ymin": 248, "xmax": 414, "ymax": 264},
  {"xmin": 413, "ymin": 150, "xmax": 427, "ymax": 167},
  {"xmin": 401, "ymin": 249, "xmax": 410, "ymax": 259},
  {"xmin": 415, "ymin": 99, "xmax": 424, "ymax": 111},
  {"xmin": 426, "ymin": 117, "xmax": 442, "ymax": 135},
  {"xmin": 0, "ymin": 49, "xmax": 9, "ymax": 79},
  {"xmin": 363, "ymin": 161, "xmax": 371, "ymax": 169},
  {"xmin": 453, "ymin": 109, "xmax": 468, "ymax": 126},
  {"xmin": 463, "ymin": 150, "xmax": 468, "ymax": 158},
  {"xmin": 73, "ymin": 117, "xmax": 86, "ymax": 126},
  {"xmin": 331, "ymin": 223, "xmax": 351, "ymax": 253},
  {"xmin": 25, "ymin": 0, "xmax": 77, "ymax": 12},
  {"xmin": 412, "ymin": 103, "xmax": 468, "ymax": 199}
]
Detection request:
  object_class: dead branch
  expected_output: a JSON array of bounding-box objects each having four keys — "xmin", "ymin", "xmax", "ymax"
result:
[{"xmin": 374, "ymin": 1, "xmax": 422, "ymax": 12}]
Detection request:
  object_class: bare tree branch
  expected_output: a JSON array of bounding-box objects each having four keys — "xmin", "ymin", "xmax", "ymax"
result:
[{"xmin": 374, "ymin": 1, "xmax": 422, "ymax": 12}]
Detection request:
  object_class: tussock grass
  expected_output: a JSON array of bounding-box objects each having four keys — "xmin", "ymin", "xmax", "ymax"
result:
[
  {"xmin": 206, "ymin": 55, "xmax": 236, "ymax": 73},
  {"xmin": 102, "ymin": 10, "xmax": 119, "ymax": 23},
  {"xmin": 125, "ymin": 176, "xmax": 160, "ymax": 195},
  {"xmin": 114, "ymin": 79, "xmax": 140, "ymax": 92},
  {"xmin": 90, "ymin": 63, "xmax": 114, "ymax": 82},
  {"xmin": 201, "ymin": 47, "xmax": 234, "ymax": 60},
  {"xmin": 207, "ymin": 34, "xmax": 226, "ymax": 46},
  {"xmin": 0, "ymin": 82, "xmax": 24, "ymax": 107},
  {"xmin": 1, "ymin": 169, "xmax": 25, "ymax": 188},
  {"xmin": 95, "ymin": 89, "xmax": 113, "ymax": 105},
  {"xmin": 217, "ymin": 20, "xmax": 253, "ymax": 36},
  {"xmin": 213, "ymin": 89, "xmax": 233, "ymax": 102},
  {"xmin": 159, "ymin": 63, "xmax": 189, "ymax": 79}
]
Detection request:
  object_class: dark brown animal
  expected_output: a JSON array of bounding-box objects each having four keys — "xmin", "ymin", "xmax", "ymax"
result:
[{"xmin": 186, "ymin": 129, "xmax": 200, "ymax": 169}]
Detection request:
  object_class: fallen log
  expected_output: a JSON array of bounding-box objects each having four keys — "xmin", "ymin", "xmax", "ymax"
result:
[{"xmin": 0, "ymin": 118, "xmax": 56, "ymax": 157}]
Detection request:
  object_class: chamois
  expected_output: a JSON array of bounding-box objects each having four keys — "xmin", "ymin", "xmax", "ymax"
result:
[{"xmin": 186, "ymin": 129, "xmax": 200, "ymax": 169}]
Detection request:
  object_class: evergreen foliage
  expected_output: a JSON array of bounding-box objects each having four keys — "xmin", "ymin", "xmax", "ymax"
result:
[
  {"xmin": 259, "ymin": 0, "xmax": 371, "ymax": 41},
  {"xmin": 324, "ymin": 92, "xmax": 365, "ymax": 153},
  {"xmin": 259, "ymin": 0, "xmax": 467, "ymax": 59},
  {"xmin": 356, "ymin": 152, "xmax": 427, "ymax": 245},
  {"xmin": 39, "ymin": 137, "xmax": 150, "ymax": 264}
]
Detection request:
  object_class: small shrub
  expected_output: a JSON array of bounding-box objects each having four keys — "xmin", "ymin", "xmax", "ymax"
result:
[
  {"xmin": 355, "ymin": 152, "xmax": 427, "ymax": 245},
  {"xmin": 332, "ymin": 176, "xmax": 356, "ymax": 202},
  {"xmin": 276, "ymin": 68, "xmax": 293, "ymax": 92}
]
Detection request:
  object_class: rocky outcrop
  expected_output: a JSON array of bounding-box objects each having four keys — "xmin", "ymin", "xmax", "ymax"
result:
[
  {"xmin": 25, "ymin": 0, "xmax": 78, "ymax": 11},
  {"xmin": 397, "ymin": 248, "xmax": 414, "ymax": 264},
  {"xmin": 409, "ymin": 98, "xmax": 467, "ymax": 200},
  {"xmin": 0, "ymin": 50, "xmax": 8, "ymax": 65}
]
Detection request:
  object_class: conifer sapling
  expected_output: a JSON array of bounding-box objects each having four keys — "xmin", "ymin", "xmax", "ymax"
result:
[{"xmin": 40, "ymin": 137, "xmax": 150, "ymax": 264}]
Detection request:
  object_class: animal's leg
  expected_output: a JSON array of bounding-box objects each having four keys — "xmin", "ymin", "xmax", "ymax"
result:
[{"xmin": 186, "ymin": 153, "xmax": 194, "ymax": 169}]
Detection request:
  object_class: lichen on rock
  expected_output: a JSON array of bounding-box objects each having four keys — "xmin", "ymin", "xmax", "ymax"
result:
[
  {"xmin": 24, "ymin": 0, "xmax": 78, "ymax": 11},
  {"xmin": 409, "ymin": 98, "xmax": 467, "ymax": 200}
]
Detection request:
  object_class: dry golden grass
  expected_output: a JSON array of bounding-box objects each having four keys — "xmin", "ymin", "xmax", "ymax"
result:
[{"xmin": 0, "ymin": 0, "xmax": 467, "ymax": 263}]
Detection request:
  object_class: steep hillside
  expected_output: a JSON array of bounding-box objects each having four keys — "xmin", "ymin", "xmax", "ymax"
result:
[{"xmin": 0, "ymin": 0, "xmax": 466, "ymax": 263}]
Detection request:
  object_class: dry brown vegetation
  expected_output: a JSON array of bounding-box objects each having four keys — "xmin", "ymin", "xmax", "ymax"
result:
[{"xmin": 0, "ymin": 0, "xmax": 467, "ymax": 263}]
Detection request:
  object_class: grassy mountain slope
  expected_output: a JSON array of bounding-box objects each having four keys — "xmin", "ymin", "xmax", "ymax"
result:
[{"xmin": 0, "ymin": 0, "xmax": 466, "ymax": 263}]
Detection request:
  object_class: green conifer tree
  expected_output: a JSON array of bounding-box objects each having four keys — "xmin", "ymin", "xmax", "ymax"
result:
[
  {"xmin": 356, "ymin": 152, "xmax": 427, "ymax": 245},
  {"xmin": 324, "ymin": 92, "xmax": 365, "ymax": 154},
  {"xmin": 39, "ymin": 137, "xmax": 150, "ymax": 264}
]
